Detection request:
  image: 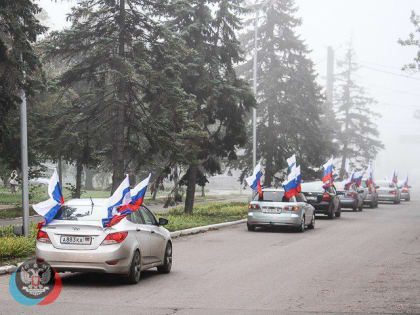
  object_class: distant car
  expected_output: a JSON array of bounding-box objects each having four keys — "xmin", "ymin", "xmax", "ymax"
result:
[
  {"xmin": 376, "ymin": 180, "xmax": 401, "ymax": 204},
  {"xmin": 335, "ymin": 181, "xmax": 364, "ymax": 212},
  {"xmin": 247, "ymin": 188, "xmax": 315, "ymax": 232},
  {"xmin": 300, "ymin": 181, "xmax": 341, "ymax": 219},
  {"xmin": 36, "ymin": 199, "xmax": 172, "ymax": 284},
  {"xmin": 361, "ymin": 179, "xmax": 379, "ymax": 208},
  {"xmin": 398, "ymin": 182, "xmax": 411, "ymax": 201}
]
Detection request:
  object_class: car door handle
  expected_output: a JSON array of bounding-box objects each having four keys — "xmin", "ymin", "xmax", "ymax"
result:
[
  {"xmin": 136, "ymin": 228, "xmax": 141, "ymax": 232},
  {"xmin": 150, "ymin": 230, "xmax": 155, "ymax": 234}
]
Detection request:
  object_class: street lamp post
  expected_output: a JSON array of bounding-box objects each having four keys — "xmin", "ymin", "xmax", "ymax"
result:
[{"xmin": 252, "ymin": 2, "xmax": 259, "ymax": 170}]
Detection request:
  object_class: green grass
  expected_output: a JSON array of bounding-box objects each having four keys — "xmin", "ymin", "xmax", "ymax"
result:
[
  {"xmin": 0, "ymin": 224, "xmax": 37, "ymax": 264},
  {"xmin": 159, "ymin": 201, "xmax": 248, "ymax": 232},
  {"xmin": 0, "ymin": 201, "xmax": 248, "ymax": 266}
]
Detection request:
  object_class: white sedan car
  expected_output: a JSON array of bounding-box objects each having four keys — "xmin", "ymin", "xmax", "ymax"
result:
[{"xmin": 36, "ymin": 198, "xmax": 172, "ymax": 284}]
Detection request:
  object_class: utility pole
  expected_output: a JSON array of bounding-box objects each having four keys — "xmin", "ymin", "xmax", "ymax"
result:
[
  {"xmin": 326, "ymin": 46, "xmax": 334, "ymax": 108},
  {"xmin": 20, "ymin": 61, "xmax": 30, "ymax": 238},
  {"xmin": 340, "ymin": 48, "xmax": 352, "ymax": 177},
  {"xmin": 252, "ymin": 1, "xmax": 259, "ymax": 171}
]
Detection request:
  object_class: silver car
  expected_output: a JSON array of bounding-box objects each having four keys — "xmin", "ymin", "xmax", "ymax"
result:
[
  {"xmin": 335, "ymin": 181, "xmax": 364, "ymax": 212},
  {"xmin": 398, "ymin": 182, "xmax": 411, "ymax": 201},
  {"xmin": 36, "ymin": 198, "xmax": 172, "ymax": 284},
  {"xmin": 376, "ymin": 180, "xmax": 401, "ymax": 204},
  {"xmin": 247, "ymin": 189, "xmax": 315, "ymax": 232},
  {"xmin": 361, "ymin": 179, "xmax": 379, "ymax": 208}
]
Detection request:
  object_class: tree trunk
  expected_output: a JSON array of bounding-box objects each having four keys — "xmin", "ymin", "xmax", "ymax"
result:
[
  {"xmin": 201, "ymin": 185, "xmax": 205, "ymax": 197},
  {"xmin": 75, "ymin": 159, "xmax": 83, "ymax": 198},
  {"xmin": 152, "ymin": 183, "xmax": 158, "ymax": 200},
  {"xmin": 173, "ymin": 166, "xmax": 182, "ymax": 202},
  {"xmin": 111, "ymin": 0, "xmax": 126, "ymax": 193},
  {"xmin": 184, "ymin": 164, "xmax": 197, "ymax": 214},
  {"xmin": 84, "ymin": 167, "xmax": 95, "ymax": 190}
]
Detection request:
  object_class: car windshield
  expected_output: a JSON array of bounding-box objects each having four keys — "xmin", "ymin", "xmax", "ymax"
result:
[
  {"xmin": 334, "ymin": 182, "xmax": 347, "ymax": 191},
  {"xmin": 301, "ymin": 182, "xmax": 324, "ymax": 193},
  {"xmin": 254, "ymin": 191, "xmax": 285, "ymax": 202},
  {"xmin": 54, "ymin": 205, "xmax": 108, "ymax": 221}
]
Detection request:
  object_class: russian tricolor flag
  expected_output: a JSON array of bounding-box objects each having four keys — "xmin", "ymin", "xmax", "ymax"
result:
[
  {"xmin": 246, "ymin": 163, "xmax": 263, "ymax": 198},
  {"xmin": 353, "ymin": 170, "xmax": 365, "ymax": 187},
  {"xmin": 403, "ymin": 175, "xmax": 409, "ymax": 188},
  {"xmin": 322, "ymin": 157, "xmax": 334, "ymax": 187},
  {"xmin": 102, "ymin": 174, "xmax": 151, "ymax": 227},
  {"xmin": 344, "ymin": 171, "xmax": 355, "ymax": 190},
  {"xmin": 32, "ymin": 169, "xmax": 64, "ymax": 225},
  {"xmin": 287, "ymin": 154, "xmax": 296, "ymax": 172},
  {"xmin": 392, "ymin": 169, "xmax": 398, "ymax": 184},
  {"xmin": 283, "ymin": 176, "xmax": 299, "ymax": 200},
  {"xmin": 289, "ymin": 165, "xmax": 301, "ymax": 193},
  {"xmin": 102, "ymin": 175, "xmax": 132, "ymax": 227}
]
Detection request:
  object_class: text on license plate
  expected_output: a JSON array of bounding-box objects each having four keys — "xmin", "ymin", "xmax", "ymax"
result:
[
  {"xmin": 307, "ymin": 197, "xmax": 317, "ymax": 201},
  {"xmin": 60, "ymin": 235, "xmax": 92, "ymax": 245},
  {"xmin": 262, "ymin": 208, "xmax": 281, "ymax": 213}
]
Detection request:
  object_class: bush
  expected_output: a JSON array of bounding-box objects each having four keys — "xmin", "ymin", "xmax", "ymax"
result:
[{"xmin": 0, "ymin": 224, "xmax": 38, "ymax": 263}]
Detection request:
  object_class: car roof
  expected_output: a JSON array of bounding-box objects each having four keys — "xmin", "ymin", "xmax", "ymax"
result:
[
  {"xmin": 261, "ymin": 188, "xmax": 285, "ymax": 192},
  {"xmin": 65, "ymin": 198, "xmax": 108, "ymax": 207}
]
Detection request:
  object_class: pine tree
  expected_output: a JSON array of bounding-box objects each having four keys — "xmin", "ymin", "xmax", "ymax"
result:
[
  {"xmin": 42, "ymin": 0, "xmax": 195, "ymax": 193},
  {"xmin": 168, "ymin": 0, "xmax": 255, "ymax": 213},
  {"xmin": 399, "ymin": 11, "xmax": 420, "ymax": 72},
  {"xmin": 335, "ymin": 46, "xmax": 384, "ymax": 176},
  {"xmin": 0, "ymin": 0, "xmax": 47, "ymax": 174},
  {"xmin": 237, "ymin": 0, "xmax": 335, "ymax": 186}
]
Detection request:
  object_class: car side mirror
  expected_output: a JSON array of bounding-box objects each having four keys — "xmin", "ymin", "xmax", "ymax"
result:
[
  {"xmin": 158, "ymin": 218, "xmax": 168, "ymax": 226},
  {"xmin": 408, "ymin": 185, "xmax": 412, "ymax": 189},
  {"xmin": 358, "ymin": 189, "xmax": 365, "ymax": 193},
  {"xmin": 375, "ymin": 185, "xmax": 380, "ymax": 189}
]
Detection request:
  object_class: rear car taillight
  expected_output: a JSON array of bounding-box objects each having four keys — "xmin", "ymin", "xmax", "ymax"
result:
[
  {"xmin": 347, "ymin": 193, "xmax": 356, "ymax": 198},
  {"xmin": 402, "ymin": 189, "xmax": 408, "ymax": 193},
  {"xmin": 36, "ymin": 230, "xmax": 51, "ymax": 244},
  {"xmin": 390, "ymin": 190, "xmax": 397, "ymax": 195},
  {"xmin": 284, "ymin": 206, "xmax": 299, "ymax": 211},
  {"xmin": 322, "ymin": 192, "xmax": 331, "ymax": 201},
  {"xmin": 248, "ymin": 204, "xmax": 261, "ymax": 211},
  {"xmin": 101, "ymin": 231, "xmax": 128, "ymax": 245}
]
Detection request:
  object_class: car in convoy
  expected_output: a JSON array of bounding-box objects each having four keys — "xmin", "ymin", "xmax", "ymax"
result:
[
  {"xmin": 335, "ymin": 181, "xmax": 364, "ymax": 211},
  {"xmin": 300, "ymin": 181, "xmax": 341, "ymax": 219},
  {"xmin": 247, "ymin": 188, "xmax": 315, "ymax": 232},
  {"xmin": 36, "ymin": 198, "xmax": 172, "ymax": 284},
  {"xmin": 376, "ymin": 180, "xmax": 401, "ymax": 204},
  {"xmin": 398, "ymin": 182, "xmax": 411, "ymax": 201},
  {"xmin": 361, "ymin": 179, "xmax": 379, "ymax": 208}
]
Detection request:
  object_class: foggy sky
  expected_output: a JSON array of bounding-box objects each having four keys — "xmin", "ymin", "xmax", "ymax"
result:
[{"xmin": 38, "ymin": 0, "xmax": 420, "ymax": 184}]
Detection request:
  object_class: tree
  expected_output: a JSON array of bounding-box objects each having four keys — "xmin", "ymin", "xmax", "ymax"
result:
[
  {"xmin": 399, "ymin": 11, "xmax": 420, "ymax": 72},
  {"xmin": 0, "ymin": 0, "xmax": 47, "ymax": 175},
  {"xmin": 335, "ymin": 46, "xmax": 384, "ymax": 176},
  {"xmin": 168, "ymin": 0, "xmax": 255, "ymax": 213},
  {"xmin": 42, "ymin": 0, "xmax": 195, "ymax": 193},
  {"xmin": 236, "ymin": 0, "xmax": 335, "ymax": 187}
]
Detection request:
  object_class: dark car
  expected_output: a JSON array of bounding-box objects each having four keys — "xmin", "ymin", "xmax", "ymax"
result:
[
  {"xmin": 335, "ymin": 181, "xmax": 364, "ymax": 211},
  {"xmin": 301, "ymin": 181, "xmax": 341, "ymax": 219}
]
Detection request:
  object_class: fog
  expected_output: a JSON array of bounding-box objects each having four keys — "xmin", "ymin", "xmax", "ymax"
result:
[{"xmin": 39, "ymin": 0, "xmax": 420, "ymax": 185}]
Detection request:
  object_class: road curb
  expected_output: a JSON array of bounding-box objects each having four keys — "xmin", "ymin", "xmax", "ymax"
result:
[
  {"xmin": 0, "ymin": 219, "xmax": 247, "ymax": 275},
  {"xmin": 169, "ymin": 219, "xmax": 246, "ymax": 238}
]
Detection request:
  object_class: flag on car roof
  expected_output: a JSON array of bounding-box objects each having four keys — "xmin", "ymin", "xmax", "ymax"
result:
[
  {"xmin": 33, "ymin": 169, "xmax": 64, "ymax": 225},
  {"xmin": 287, "ymin": 154, "xmax": 296, "ymax": 172},
  {"xmin": 344, "ymin": 171, "xmax": 355, "ymax": 190},
  {"xmin": 246, "ymin": 163, "xmax": 263, "ymax": 198},
  {"xmin": 322, "ymin": 157, "xmax": 334, "ymax": 187},
  {"xmin": 103, "ymin": 174, "xmax": 152, "ymax": 227},
  {"xmin": 353, "ymin": 170, "xmax": 365, "ymax": 187},
  {"xmin": 102, "ymin": 175, "xmax": 132, "ymax": 227},
  {"xmin": 288, "ymin": 165, "xmax": 301, "ymax": 193},
  {"xmin": 392, "ymin": 169, "xmax": 398, "ymax": 184},
  {"xmin": 403, "ymin": 175, "xmax": 409, "ymax": 188},
  {"xmin": 283, "ymin": 176, "xmax": 299, "ymax": 200}
]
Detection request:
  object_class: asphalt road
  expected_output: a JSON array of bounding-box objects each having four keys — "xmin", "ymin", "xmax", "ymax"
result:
[{"xmin": 1, "ymin": 198, "xmax": 419, "ymax": 314}]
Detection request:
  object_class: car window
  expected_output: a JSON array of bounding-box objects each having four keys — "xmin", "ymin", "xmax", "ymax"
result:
[
  {"xmin": 253, "ymin": 191, "xmax": 285, "ymax": 202},
  {"xmin": 140, "ymin": 207, "xmax": 157, "ymax": 225},
  {"xmin": 54, "ymin": 205, "xmax": 107, "ymax": 221},
  {"xmin": 296, "ymin": 193, "xmax": 307, "ymax": 203},
  {"xmin": 301, "ymin": 182, "xmax": 324, "ymax": 193},
  {"xmin": 128, "ymin": 211, "xmax": 145, "ymax": 224}
]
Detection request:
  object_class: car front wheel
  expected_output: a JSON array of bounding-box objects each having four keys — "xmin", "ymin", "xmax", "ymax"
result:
[
  {"xmin": 308, "ymin": 214, "xmax": 315, "ymax": 229},
  {"xmin": 157, "ymin": 242, "xmax": 172, "ymax": 274},
  {"xmin": 297, "ymin": 216, "xmax": 305, "ymax": 233}
]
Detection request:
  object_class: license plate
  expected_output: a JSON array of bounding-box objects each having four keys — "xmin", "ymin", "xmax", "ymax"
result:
[
  {"xmin": 262, "ymin": 207, "xmax": 281, "ymax": 213},
  {"xmin": 307, "ymin": 196, "xmax": 317, "ymax": 201},
  {"xmin": 60, "ymin": 235, "xmax": 92, "ymax": 245}
]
